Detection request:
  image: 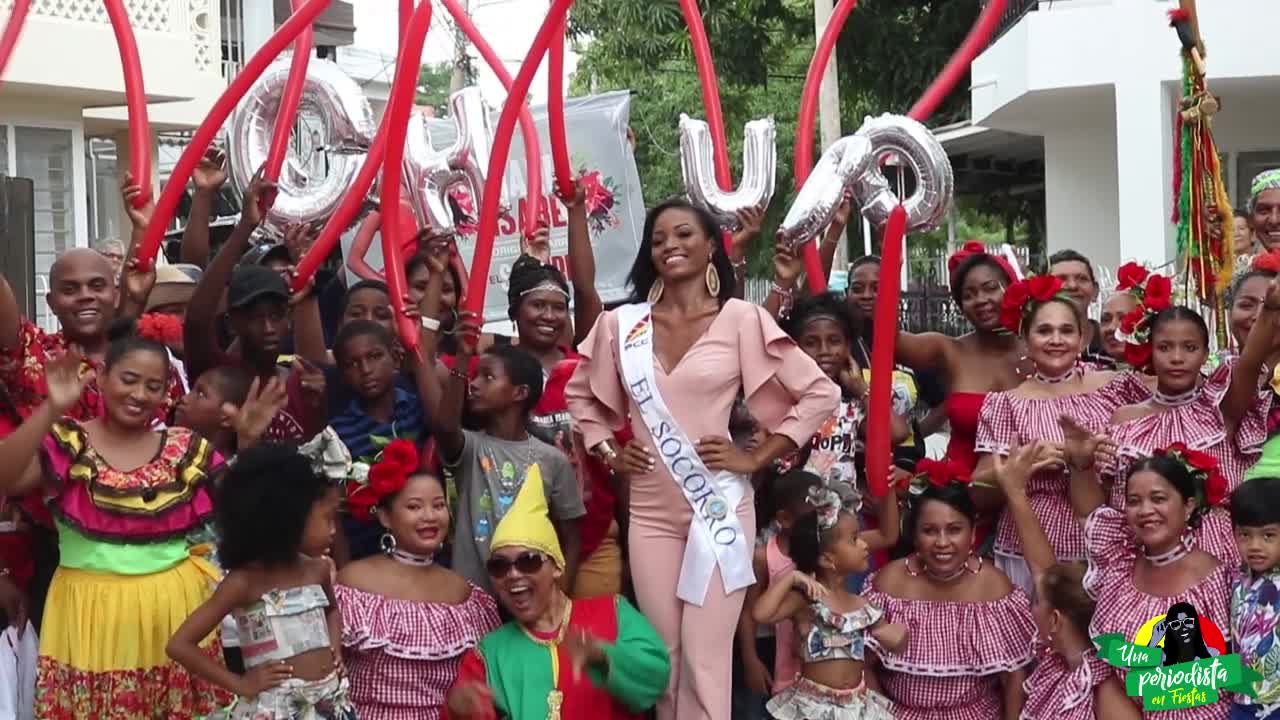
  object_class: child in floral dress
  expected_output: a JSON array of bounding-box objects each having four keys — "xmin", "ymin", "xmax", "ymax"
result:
[{"xmin": 1229, "ymin": 478, "xmax": 1280, "ymax": 720}]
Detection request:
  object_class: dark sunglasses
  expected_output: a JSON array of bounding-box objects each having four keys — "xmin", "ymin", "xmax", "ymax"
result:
[{"xmin": 486, "ymin": 551, "xmax": 546, "ymax": 578}]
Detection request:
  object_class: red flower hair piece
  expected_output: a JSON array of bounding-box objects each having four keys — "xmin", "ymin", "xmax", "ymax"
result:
[
  {"xmin": 1253, "ymin": 251, "xmax": 1280, "ymax": 274},
  {"xmin": 998, "ymin": 275, "xmax": 1065, "ymax": 334},
  {"xmin": 1110, "ymin": 265, "xmax": 1174, "ymax": 370},
  {"xmin": 912, "ymin": 457, "xmax": 972, "ymax": 491},
  {"xmin": 347, "ymin": 439, "xmax": 419, "ymax": 521},
  {"xmin": 947, "ymin": 241, "xmax": 1016, "ymax": 286},
  {"xmin": 1158, "ymin": 443, "xmax": 1228, "ymax": 508},
  {"xmin": 137, "ymin": 313, "xmax": 183, "ymax": 346}
]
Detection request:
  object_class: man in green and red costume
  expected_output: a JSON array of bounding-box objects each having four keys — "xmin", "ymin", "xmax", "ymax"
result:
[{"xmin": 444, "ymin": 465, "xmax": 669, "ymax": 720}]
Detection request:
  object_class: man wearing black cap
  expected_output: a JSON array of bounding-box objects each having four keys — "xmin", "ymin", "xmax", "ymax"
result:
[{"xmin": 183, "ymin": 171, "xmax": 326, "ymax": 443}]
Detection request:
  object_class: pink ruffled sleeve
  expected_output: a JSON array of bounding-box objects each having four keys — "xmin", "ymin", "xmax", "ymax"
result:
[
  {"xmin": 974, "ymin": 391, "xmax": 1015, "ymax": 458},
  {"xmin": 566, "ymin": 310, "xmax": 629, "ymax": 450},
  {"xmin": 733, "ymin": 301, "xmax": 839, "ymax": 448},
  {"xmin": 1082, "ymin": 506, "xmax": 1134, "ymax": 598}
]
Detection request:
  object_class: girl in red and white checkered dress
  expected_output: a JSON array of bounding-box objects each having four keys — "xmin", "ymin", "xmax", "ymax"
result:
[
  {"xmin": 1060, "ymin": 434, "xmax": 1232, "ymax": 720},
  {"xmin": 974, "ymin": 275, "xmax": 1151, "ymax": 595},
  {"xmin": 993, "ymin": 442, "xmax": 1142, "ymax": 720},
  {"xmin": 1099, "ymin": 306, "xmax": 1274, "ymax": 565},
  {"xmin": 862, "ymin": 484, "xmax": 1037, "ymax": 720},
  {"xmin": 336, "ymin": 452, "xmax": 501, "ymax": 720}
]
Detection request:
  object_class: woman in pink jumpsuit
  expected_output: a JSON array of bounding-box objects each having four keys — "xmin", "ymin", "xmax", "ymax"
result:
[{"xmin": 566, "ymin": 199, "xmax": 839, "ymax": 720}]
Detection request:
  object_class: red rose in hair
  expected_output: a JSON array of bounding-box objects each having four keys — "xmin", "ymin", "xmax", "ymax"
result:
[
  {"xmin": 1124, "ymin": 342, "xmax": 1152, "ymax": 369},
  {"xmin": 368, "ymin": 461, "xmax": 407, "ymax": 496},
  {"xmin": 347, "ymin": 484, "xmax": 379, "ymax": 521},
  {"xmin": 1144, "ymin": 274, "xmax": 1173, "ymax": 312},
  {"xmin": 999, "ymin": 280, "xmax": 1030, "ymax": 334},
  {"xmin": 1116, "ymin": 262, "xmax": 1150, "ymax": 291},
  {"xmin": 380, "ymin": 439, "xmax": 419, "ymax": 473},
  {"xmin": 1120, "ymin": 305, "xmax": 1147, "ymax": 335},
  {"xmin": 1026, "ymin": 275, "xmax": 1063, "ymax": 303},
  {"xmin": 1168, "ymin": 443, "xmax": 1217, "ymax": 475},
  {"xmin": 947, "ymin": 241, "xmax": 988, "ymax": 274},
  {"xmin": 1204, "ymin": 467, "xmax": 1228, "ymax": 506},
  {"xmin": 1253, "ymin": 251, "xmax": 1280, "ymax": 274},
  {"xmin": 916, "ymin": 457, "xmax": 972, "ymax": 487}
]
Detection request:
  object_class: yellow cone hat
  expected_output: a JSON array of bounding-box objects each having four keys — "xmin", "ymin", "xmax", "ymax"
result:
[{"xmin": 489, "ymin": 463, "xmax": 565, "ymax": 569}]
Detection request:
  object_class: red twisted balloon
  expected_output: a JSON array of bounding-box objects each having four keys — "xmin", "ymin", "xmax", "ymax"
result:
[
  {"xmin": 398, "ymin": 0, "xmax": 412, "ymax": 42},
  {"xmin": 380, "ymin": 0, "xmax": 436, "ymax": 357},
  {"xmin": 864, "ymin": 204, "xmax": 906, "ymax": 498},
  {"xmin": 548, "ymin": 15, "xmax": 574, "ymax": 202},
  {"xmin": 103, "ymin": 0, "xmax": 152, "ymax": 207},
  {"xmin": 863, "ymin": 0, "xmax": 1010, "ymax": 498},
  {"xmin": 438, "ymin": 0, "xmax": 545, "ymax": 241},
  {"xmin": 794, "ymin": 0, "xmax": 859, "ymax": 293},
  {"xmin": 463, "ymin": 0, "xmax": 576, "ymax": 317},
  {"xmin": 136, "ymin": 0, "xmax": 333, "ymax": 272},
  {"xmin": 0, "ymin": 0, "xmax": 31, "ymax": 83},
  {"xmin": 677, "ymin": 0, "xmax": 734, "ymax": 252},
  {"xmin": 264, "ymin": 0, "xmax": 313, "ymax": 185}
]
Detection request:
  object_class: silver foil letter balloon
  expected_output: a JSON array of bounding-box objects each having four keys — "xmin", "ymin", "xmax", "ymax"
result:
[
  {"xmin": 402, "ymin": 86, "xmax": 506, "ymax": 236},
  {"xmin": 777, "ymin": 135, "xmax": 874, "ymax": 247},
  {"xmin": 849, "ymin": 113, "xmax": 953, "ymax": 233},
  {"xmin": 679, "ymin": 114, "xmax": 777, "ymax": 229},
  {"xmin": 403, "ymin": 112, "xmax": 468, "ymax": 237},
  {"xmin": 228, "ymin": 59, "xmax": 376, "ymax": 233}
]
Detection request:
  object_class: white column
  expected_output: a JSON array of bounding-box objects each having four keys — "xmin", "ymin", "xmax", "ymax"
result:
[
  {"xmin": 1043, "ymin": 116, "xmax": 1120, "ymax": 267},
  {"xmin": 241, "ymin": 1, "xmax": 276, "ymax": 58},
  {"xmin": 1113, "ymin": 78, "xmax": 1175, "ymax": 267}
]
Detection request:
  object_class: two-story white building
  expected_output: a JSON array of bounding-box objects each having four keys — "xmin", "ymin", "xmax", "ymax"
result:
[{"xmin": 949, "ymin": 0, "xmax": 1280, "ymax": 271}]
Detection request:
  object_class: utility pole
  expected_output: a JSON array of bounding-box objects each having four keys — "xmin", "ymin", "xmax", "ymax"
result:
[
  {"xmin": 814, "ymin": 0, "xmax": 848, "ymax": 275},
  {"xmin": 449, "ymin": 0, "xmax": 470, "ymax": 93}
]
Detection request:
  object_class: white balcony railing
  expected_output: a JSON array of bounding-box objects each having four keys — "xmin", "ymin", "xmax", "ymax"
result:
[{"xmin": 0, "ymin": 0, "xmax": 222, "ymax": 78}]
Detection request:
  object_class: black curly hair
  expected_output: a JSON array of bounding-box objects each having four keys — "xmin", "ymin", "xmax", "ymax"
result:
[
  {"xmin": 1149, "ymin": 306, "xmax": 1210, "ymax": 348},
  {"xmin": 628, "ymin": 198, "xmax": 735, "ymax": 305},
  {"xmin": 215, "ymin": 444, "xmax": 335, "ymax": 570},
  {"xmin": 333, "ymin": 319, "xmax": 396, "ymax": 369},
  {"xmin": 790, "ymin": 508, "xmax": 847, "ymax": 576},
  {"xmin": 907, "ymin": 484, "xmax": 977, "ymax": 539},
  {"xmin": 507, "ymin": 254, "xmax": 570, "ymax": 319},
  {"xmin": 105, "ymin": 318, "xmax": 170, "ymax": 374},
  {"xmin": 483, "ymin": 344, "xmax": 544, "ymax": 413},
  {"xmin": 783, "ymin": 291, "xmax": 860, "ymax": 345}
]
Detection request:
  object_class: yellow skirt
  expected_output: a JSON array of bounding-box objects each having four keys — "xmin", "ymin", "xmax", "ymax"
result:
[{"xmin": 36, "ymin": 557, "xmax": 231, "ymax": 719}]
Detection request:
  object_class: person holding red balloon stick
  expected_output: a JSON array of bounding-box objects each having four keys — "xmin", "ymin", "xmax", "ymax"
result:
[
  {"xmin": 566, "ymin": 198, "xmax": 839, "ymax": 720},
  {"xmin": 182, "ymin": 167, "xmax": 328, "ymax": 446}
]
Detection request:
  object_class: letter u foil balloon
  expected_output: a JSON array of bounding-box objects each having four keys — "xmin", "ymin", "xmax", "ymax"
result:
[
  {"xmin": 228, "ymin": 59, "xmax": 376, "ymax": 233},
  {"xmin": 777, "ymin": 134, "xmax": 873, "ymax": 247},
  {"xmin": 679, "ymin": 114, "xmax": 776, "ymax": 230},
  {"xmin": 850, "ymin": 113, "xmax": 953, "ymax": 232}
]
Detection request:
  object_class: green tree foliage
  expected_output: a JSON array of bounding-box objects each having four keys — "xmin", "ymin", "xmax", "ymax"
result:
[
  {"xmin": 416, "ymin": 62, "xmax": 455, "ymax": 113},
  {"xmin": 569, "ymin": 0, "xmax": 999, "ymax": 271}
]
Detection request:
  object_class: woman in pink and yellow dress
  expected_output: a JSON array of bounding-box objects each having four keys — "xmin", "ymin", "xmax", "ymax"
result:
[
  {"xmin": 0, "ymin": 325, "xmax": 228, "ymax": 718},
  {"xmin": 566, "ymin": 199, "xmax": 839, "ymax": 720}
]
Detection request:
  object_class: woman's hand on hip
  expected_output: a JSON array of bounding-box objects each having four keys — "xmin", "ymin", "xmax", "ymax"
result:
[
  {"xmin": 612, "ymin": 439, "xmax": 656, "ymax": 477},
  {"xmin": 696, "ymin": 436, "xmax": 761, "ymax": 474}
]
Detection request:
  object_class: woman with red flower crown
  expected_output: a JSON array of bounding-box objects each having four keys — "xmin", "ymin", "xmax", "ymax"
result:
[
  {"xmin": 1051, "ymin": 439, "xmax": 1232, "ymax": 720},
  {"xmin": 1069, "ymin": 282, "xmax": 1278, "ymax": 564},
  {"xmin": 337, "ymin": 442, "xmax": 500, "ymax": 720},
  {"xmin": 972, "ymin": 275, "xmax": 1151, "ymax": 595},
  {"xmin": 893, "ymin": 242, "xmax": 1028, "ymax": 548}
]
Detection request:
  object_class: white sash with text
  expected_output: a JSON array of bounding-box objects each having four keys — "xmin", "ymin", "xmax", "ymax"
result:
[{"xmin": 616, "ymin": 302, "xmax": 755, "ymax": 605}]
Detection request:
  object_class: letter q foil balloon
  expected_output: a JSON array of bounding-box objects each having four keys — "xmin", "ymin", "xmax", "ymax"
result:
[
  {"xmin": 850, "ymin": 114, "xmax": 953, "ymax": 233},
  {"xmin": 777, "ymin": 134, "xmax": 873, "ymax": 248},
  {"xmin": 679, "ymin": 114, "xmax": 776, "ymax": 230},
  {"xmin": 229, "ymin": 59, "xmax": 376, "ymax": 233}
]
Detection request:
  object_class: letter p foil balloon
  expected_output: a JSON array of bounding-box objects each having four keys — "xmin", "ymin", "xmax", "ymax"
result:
[
  {"xmin": 778, "ymin": 134, "xmax": 873, "ymax": 248},
  {"xmin": 850, "ymin": 114, "xmax": 953, "ymax": 233},
  {"xmin": 680, "ymin": 114, "xmax": 777, "ymax": 230}
]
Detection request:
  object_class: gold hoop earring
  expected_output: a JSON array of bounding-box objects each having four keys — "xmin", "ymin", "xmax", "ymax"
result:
[
  {"xmin": 705, "ymin": 264, "xmax": 720, "ymax": 297},
  {"xmin": 647, "ymin": 278, "xmax": 664, "ymax": 304}
]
